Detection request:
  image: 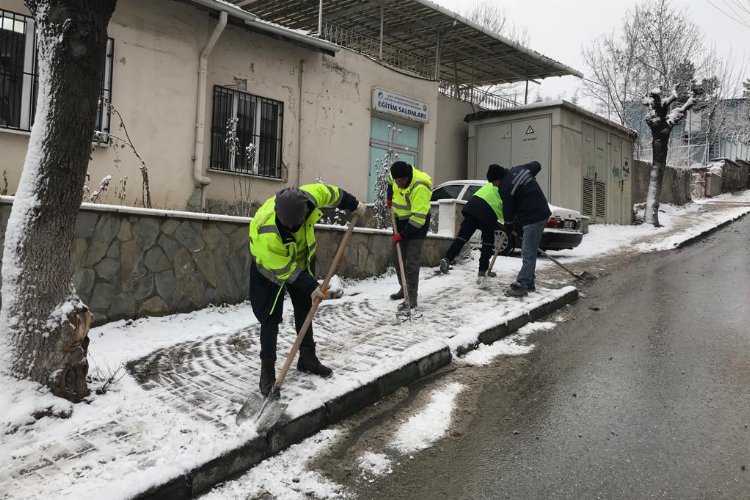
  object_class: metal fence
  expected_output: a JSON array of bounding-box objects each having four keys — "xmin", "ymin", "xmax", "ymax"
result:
[
  {"xmin": 320, "ymin": 22, "xmax": 434, "ymax": 78},
  {"xmin": 318, "ymin": 21, "xmax": 521, "ymax": 111},
  {"xmin": 438, "ymin": 84, "xmax": 519, "ymax": 110}
]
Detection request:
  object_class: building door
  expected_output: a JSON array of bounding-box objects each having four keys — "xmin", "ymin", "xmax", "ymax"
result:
[
  {"xmin": 620, "ymin": 143, "xmax": 633, "ymax": 223},
  {"xmin": 609, "ymin": 136, "xmax": 623, "ymax": 224},
  {"xmin": 607, "ymin": 135, "xmax": 633, "ymax": 224},
  {"xmin": 368, "ymin": 116, "xmax": 420, "ymax": 202},
  {"xmin": 581, "ymin": 122, "xmax": 608, "ymax": 222},
  {"xmin": 510, "ymin": 117, "xmax": 551, "ymax": 198}
]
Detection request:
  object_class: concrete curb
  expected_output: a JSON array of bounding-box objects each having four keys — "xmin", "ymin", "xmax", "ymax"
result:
[
  {"xmin": 675, "ymin": 210, "xmax": 749, "ymax": 249},
  {"xmin": 136, "ymin": 288, "xmax": 579, "ymax": 499}
]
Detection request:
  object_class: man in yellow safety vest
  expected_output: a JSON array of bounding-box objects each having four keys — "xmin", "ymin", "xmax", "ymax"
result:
[
  {"xmin": 249, "ymin": 183, "xmax": 366, "ymax": 396},
  {"xmin": 386, "ymin": 161, "xmax": 432, "ymax": 311},
  {"xmin": 439, "ymin": 164, "xmax": 505, "ymax": 277}
]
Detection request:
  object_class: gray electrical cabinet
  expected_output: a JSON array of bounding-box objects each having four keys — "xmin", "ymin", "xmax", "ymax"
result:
[{"xmin": 466, "ymin": 100, "xmax": 636, "ymax": 224}]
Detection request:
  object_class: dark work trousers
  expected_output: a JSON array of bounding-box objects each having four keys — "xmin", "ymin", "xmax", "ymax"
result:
[
  {"xmin": 444, "ymin": 213, "xmax": 496, "ymax": 272},
  {"xmin": 249, "ymin": 260, "xmax": 315, "ymax": 361},
  {"xmin": 392, "ymin": 237, "xmax": 425, "ymax": 307}
]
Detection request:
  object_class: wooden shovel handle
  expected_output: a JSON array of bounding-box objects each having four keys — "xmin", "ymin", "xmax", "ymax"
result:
[
  {"xmin": 390, "ymin": 210, "xmax": 411, "ymax": 307},
  {"xmin": 538, "ymin": 248, "xmax": 583, "ymax": 280},
  {"xmin": 274, "ymin": 213, "xmax": 360, "ymax": 390},
  {"xmin": 485, "ymin": 231, "xmax": 507, "ymax": 277}
]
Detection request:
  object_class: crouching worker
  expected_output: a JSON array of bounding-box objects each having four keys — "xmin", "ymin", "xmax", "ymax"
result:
[
  {"xmin": 249, "ymin": 183, "xmax": 366, "ymax": 396},
  {"xmin": 439, "ymin": 164, "xmax": 504, "ymax": 277},
  {"xmin": 387, "ymin": 161, "xmax": 432, "ymax": 311}
]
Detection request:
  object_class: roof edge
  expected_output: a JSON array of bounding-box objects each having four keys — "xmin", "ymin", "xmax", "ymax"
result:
[
  {"xmin": 465, "ymin": 99, "xmax": 638, "ymax": 138},
  {"xmin": 188, "ymin": 0, "xmax": 341, "ymax": 54},
  {"xmin": 413, "ymin": 0, "xmax": 583, "ymax": 79}
]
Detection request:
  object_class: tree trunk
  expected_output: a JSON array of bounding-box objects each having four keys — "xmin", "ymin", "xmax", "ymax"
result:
[
  {"xmin": 644, "ymin": 125, "xmax": 671, "ymax": 226},
  {"xmin": 0, "ymin": 0, "xmax": 116, "ymax": 402},
  {"xmin": 643, "ymin": 86, "xmax": 694, "ymax": 227}
]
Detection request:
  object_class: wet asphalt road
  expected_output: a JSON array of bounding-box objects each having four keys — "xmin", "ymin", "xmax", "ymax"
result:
[{"xmin": 365, "ymin": 216, "xmax": 750, "ymax": 499}]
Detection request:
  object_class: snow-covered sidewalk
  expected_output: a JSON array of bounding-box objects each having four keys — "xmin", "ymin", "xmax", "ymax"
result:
[{"xmin": 1, "ymin": 191, "xmax": 749, "ymax": 500}]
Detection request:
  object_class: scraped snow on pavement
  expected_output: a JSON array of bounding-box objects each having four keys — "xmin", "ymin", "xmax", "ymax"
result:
[
  {"xmin": 202, "ymin": 429, "xmax": 348, "ymax": 500},
  {"xmin": 391, "ymin": 382, "xmax": 464, "ymax": 453},
  {"xmin": 358, "ymin": 452, "xmax": 393, "ymax": 477},
  {"xmin": 458, "ymin": 321, "xmax": 558, "ymax": 366}
]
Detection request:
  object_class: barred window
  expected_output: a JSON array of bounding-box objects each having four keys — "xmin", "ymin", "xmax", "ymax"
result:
[
  {"xmin": 209, "ymin": 85, "xmax": 283, "ymax": 178},
  {"xmin": 0, "ymin": 8, "xmax": 113, "ymax": 134}
]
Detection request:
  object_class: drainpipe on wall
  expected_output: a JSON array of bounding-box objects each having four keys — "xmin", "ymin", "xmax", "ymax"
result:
[
  {"xmin": 296, "ymin": 59, "xmax": 304, "ymax": 187},
  {"xmin": 192, "ymin": 10, "xmax": 227, "ymax": 209}
]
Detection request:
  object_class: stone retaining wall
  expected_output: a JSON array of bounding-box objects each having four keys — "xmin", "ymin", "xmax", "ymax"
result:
[
  {"xmin": 632, "ymin": 160, "xmax": 692, "ymax": 206},
  {"xmin": 718, "ymin": 159, "xmax": 750, "ymax": 193},
  {"xmin": 0, "ymin": 199, "xmax": 451, "ymax": 325}
]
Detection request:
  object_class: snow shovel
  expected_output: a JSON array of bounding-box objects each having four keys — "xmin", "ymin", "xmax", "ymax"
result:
[
  {"xmin": 390, "ymin": 210, "xmax": 419, "ymax": 322},
  {"xmin": 479, "ymin": 231, "xmax": 507, "ymax": 286},
  {"xmin": 236, "ymin": 213, "xmax": 360, "ymax": 431},
  {"xmin": 537, "ymin": 249, "xmax": 596, "ymax": 283}
]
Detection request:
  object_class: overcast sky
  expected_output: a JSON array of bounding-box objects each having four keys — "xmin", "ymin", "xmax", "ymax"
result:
[{"xmin": 432, "ymin": 0, "xmax": 750, "ymax": 105}]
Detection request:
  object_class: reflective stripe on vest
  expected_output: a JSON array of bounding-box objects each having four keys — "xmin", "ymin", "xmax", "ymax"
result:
[
  {"xmin": 249, "ymin": 182, "xmax": 345, "ymax": 285},
  {"xmin": 390, "ymin": 168, "xmax": 432, "ymax": 224}
]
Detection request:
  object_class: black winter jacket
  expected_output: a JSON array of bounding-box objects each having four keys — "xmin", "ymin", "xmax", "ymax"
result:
[
  {"xmin": 499, "ymin": 161, "xmax": 551, "ymax": 228},
  {"xmin": 463, "ymin": 190, "xmax": 500, "ymax": 227}
]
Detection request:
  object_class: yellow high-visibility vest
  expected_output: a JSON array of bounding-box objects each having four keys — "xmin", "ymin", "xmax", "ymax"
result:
[
  {"xmin": 249, "ymin": 183, "xmax": 343, "ymax": 286},
  {"xmin": 390, "ymin": 167, "xmax": 432, "ymax": 230},
  {"xmin": 475, "ymin": 182, "xmax": 504, "ymax": 222}
]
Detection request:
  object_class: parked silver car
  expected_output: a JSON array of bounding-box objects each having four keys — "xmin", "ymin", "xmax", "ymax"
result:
[{"xmin": 431, "ymin": 179, "xmax": 584, "ymax": 254}]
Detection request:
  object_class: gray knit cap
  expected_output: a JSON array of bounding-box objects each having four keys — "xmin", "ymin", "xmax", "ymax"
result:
[{"xmin": 275, "ymin": 187, "xmax": 308, "ymax": 228}]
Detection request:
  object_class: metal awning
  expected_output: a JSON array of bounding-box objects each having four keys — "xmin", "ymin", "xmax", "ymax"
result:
[
  {"xmin": 227, "ymin": 0, "xmax": 581, "ymax": 85},
  {"xmin": 187, "ymin": 0, "xmax": 341, "ymax": 56}
]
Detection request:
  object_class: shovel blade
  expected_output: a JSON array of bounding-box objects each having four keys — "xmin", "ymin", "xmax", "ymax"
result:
[
  {"xmin": 236, "ymin": 390, "xmax": 288, "ymax": 432},
  {"xmin": 578, "ymin": 271, "xmax": 597, "ymax": 282}
]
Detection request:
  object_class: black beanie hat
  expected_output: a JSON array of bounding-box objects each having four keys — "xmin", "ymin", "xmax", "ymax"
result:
[
  {"xmin": 275, "ymin": 187, "xmax": 308, "ymax": 228},
  {"xmin": 390, "ymin": 161, "xmax": 413, "ymax": 179},
  {"xmin": 487, "ymin": 163, "xmax": 506, "ymax": 182}
]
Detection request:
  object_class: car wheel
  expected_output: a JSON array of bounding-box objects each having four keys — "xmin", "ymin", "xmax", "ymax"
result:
[{"xmin": 497, "ymin": 230, "xmax": 515, "ymax": 256}]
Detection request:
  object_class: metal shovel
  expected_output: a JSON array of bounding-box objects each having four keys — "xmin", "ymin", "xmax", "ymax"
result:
[
  {"xmin": 538, "ymin": 248, "xmax": 596, "ymax": 283},
  {"xmin": 236, "ymin": 213, "xmax": 360, "ymax": 431},
  {"xmin": 479, "ymin": 231, "xmax": 508, "ymax": 286},
  {"xmin": 390, "ymin": 210, "xmax": 420, "ymax": 322}
]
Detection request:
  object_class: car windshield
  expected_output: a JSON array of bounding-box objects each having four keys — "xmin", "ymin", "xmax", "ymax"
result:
[
  {"xmin": 431, "ymin": 184, "xmax": 463, "ymax": 201},
  {"xmin": 462, "ymin": 184, "xmax": 482, "ymax": 200}
]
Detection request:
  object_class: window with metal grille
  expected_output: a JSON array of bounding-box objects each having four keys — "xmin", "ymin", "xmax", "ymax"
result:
[
  {"xmin": 0, "ymin": 9, "xmax": 113, "ymax": 134},
  {"xmin": 209, "ymin": 86, "xmax": 283, "ymax": 178}
]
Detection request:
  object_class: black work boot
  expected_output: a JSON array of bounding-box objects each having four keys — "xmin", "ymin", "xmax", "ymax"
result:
[
  {"xmin": 259, "ymin": 358, "xmax": 276, "ymax": 396},
  {"xmin": 439, "ymin": 258, "xmax": 451, "ymax": 274},
  {"xmin": 297, "ymin": 343, "xmax": 333, "ymax": 378},
  {"xmin": 389, "ymin": 289, "xmax": 404, "ymax": 300}
]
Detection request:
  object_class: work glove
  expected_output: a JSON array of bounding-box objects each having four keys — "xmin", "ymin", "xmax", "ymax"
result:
[
  {"xmin": 311, "ymin": 285, "xmax": 329, "ymax": 302},
  {"xmin": 386, "ymin": 199, "xmax": 392, "ymax": 209},
  {"xmin": 354, "ymin": 201, "xmax": 366, "ymax": 218},
  {"xmin": 392, "ymin": 232, "xmax": 403, "ymax": 245}
]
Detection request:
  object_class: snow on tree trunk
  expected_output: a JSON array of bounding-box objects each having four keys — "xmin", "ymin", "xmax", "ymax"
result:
[
  {"xmin": 643, "ymin": 86, "xmax": 695, "ymax": 226},
  {"xmin": 0, "ymin": 0, "xmax": 116, "ymax": 402}
]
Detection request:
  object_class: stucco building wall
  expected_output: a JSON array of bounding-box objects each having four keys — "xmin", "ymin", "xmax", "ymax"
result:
[{"xmin": 0, "ymin": 0, "xmax": 450, "ymax": 211}]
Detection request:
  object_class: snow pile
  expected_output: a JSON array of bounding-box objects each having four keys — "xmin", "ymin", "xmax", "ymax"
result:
[
  {"xmin": 707, "ymin": 160, "xmax": 724, "ymax": 176},
  {"xmin": 390, "ymin": 383, "xmax": 464, "ymax": 453},
  {"xmin": 0, "ymin": 375, "xmax": 70, "ymax": 434},
  {"xmin": 358, "ymin": 452, "xmax": 393, "ymax": 477},
  {"xmin": 459, "ymin": 321, "xmax": 557, "ymax": 366},
  {"xmin": 202, "ymin": 429, "xmax": 348, "ymax": 500}
]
